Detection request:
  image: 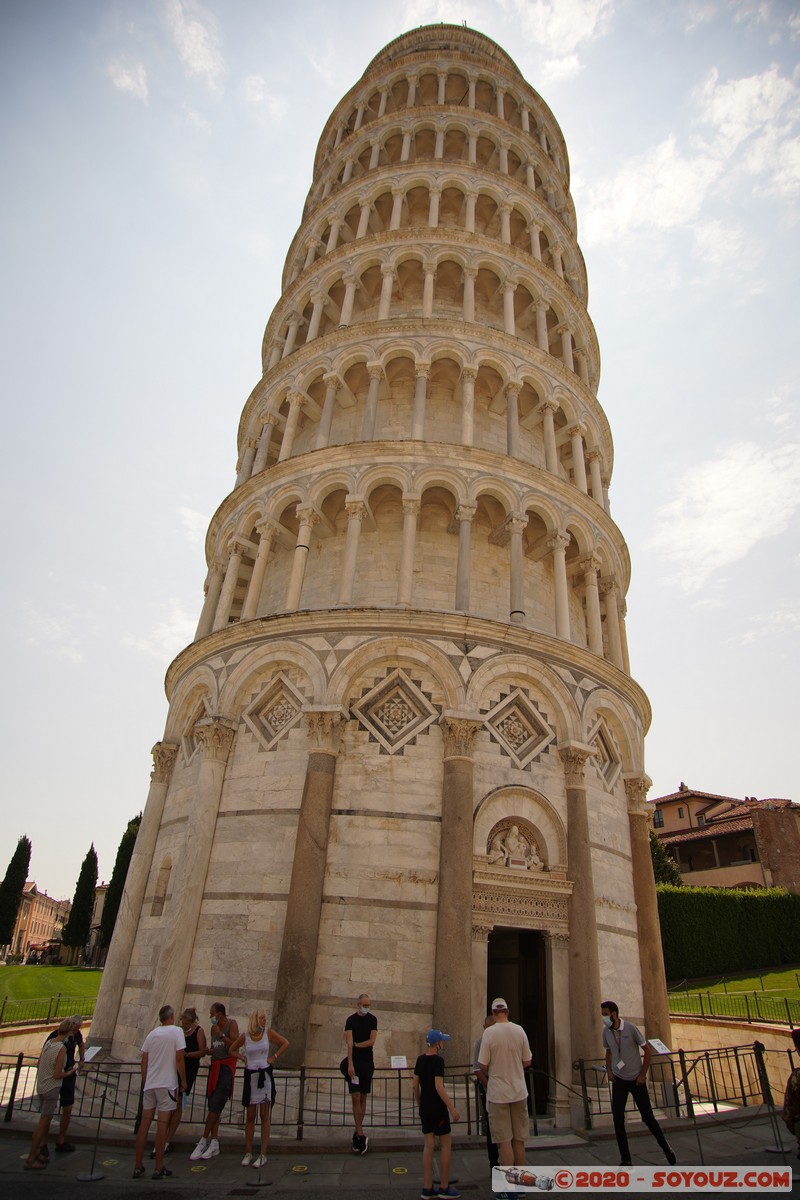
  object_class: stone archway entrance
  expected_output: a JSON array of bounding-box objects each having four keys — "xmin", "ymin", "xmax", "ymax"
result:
[{"xmin": 486, "ymin": 927, "xmax": 548, "ymax": 1114}]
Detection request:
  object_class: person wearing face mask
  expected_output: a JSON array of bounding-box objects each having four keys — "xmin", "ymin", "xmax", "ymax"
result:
[
  {"xmin": 600, "ymin": 1000, "xmax": 675, "ymax": 1167},
  {"xmin": 344, "ymin": 992, "xmax": 378, "ymax": 1154},
  {"xmin": 230, "ymin": 1009, "xmax": 289, "ymax": 1168}
]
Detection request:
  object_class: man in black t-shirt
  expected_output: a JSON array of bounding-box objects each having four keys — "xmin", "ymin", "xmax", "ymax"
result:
[{"xmin": 344, "ymin": 992, "xmax": 377, "ymax": 1154}]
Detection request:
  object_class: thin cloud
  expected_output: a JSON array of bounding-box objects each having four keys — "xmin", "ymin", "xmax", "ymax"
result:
[
  {"xmin": 24, "ymin": 607, "xmax": 85, "ymax": 664},
  {"xmin": 178, "ymin": 505, "xmax": 208, "ymax": 545},
  {"xmin": 509, "ymin": 0, "xmax": 615, "ymax": 58},
  {"xmin": 241, "ymin": 75, "xmax": 289, "ymax": 120},
  {"xmin": 651, "ymin": 442, "xmax": 800, "ymax": 592},
  {"xmin": 735, "ymin": 604, "xmax": 800, "ymax": 645},
  {"xmin": 123, "ymin": 600, "xmax": 197, "ymax": 661},
  {"xmin": 105, "ymin": 58, "xmax": 149, "ymax": 102},
  {"xmin": 165, "ymin": 0, "xmax": 225, "ymax": 92}
]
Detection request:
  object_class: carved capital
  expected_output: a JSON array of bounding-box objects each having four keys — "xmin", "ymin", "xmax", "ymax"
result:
[
  {"xmin": 415, "ymin": 361, "xmax": 431, "ymax": 379},
  {"xmin": 505, "ymin": 381, "xmax": 522, "ymax": 399},
  {"xmin": 380, "ymin": 263, "xmax": 395, "ymax": 278},
  {"xmin": 506, "ymin": 513, "xmax": 527, "ymax": 536},
  {"xmin": 287, "ymin": 390, "xmax": 305, "ymax": 409},
  {"xmin": 440, "ymin": 713, "xmax": 482, "ymax": 759},
  {"xmin": 580, "ymin": 554, "xmax": 601, "ymax": 578},
  {"xmin": 193, "ymin": 717, "xmax": 237, "ymax": 763},
  {"xmin": 255, "ymin": 517, "xmax": 280, "ymax": 544},
  {"xmin": 568, "ymin": 422, "xmax": 587, "ymax": 438},
  {"xmin": 541, "ymin": 929, "xmax": 570, "ymax": 945},
  {"xmin": 228, "ymin": 537, "xmax": 249, "ymax": 558},
  {"xmin": 586, "ymin": 446, "xmax": 601, "ymax": 462},
  {"xmin": 624, "ymin": 773, "xmax": 652, "ymax": 816},
  {"xmin": 547, "ymin": 532, "xmax": 570, "ymax": 555},
  {"xmin": 345, "ymin": 499, "xmax": 367, "ymax": 522},
  {"xmin": 402, "ymin": 496, "xmax": 421, "ymax": 518},
  {"xmin": 472, "ymin": 924, "xmax": 492, "ymax": 943},
  {"xmin": 304, "ymin": 706, "xmax": 348, "ymax": 755},
  {"xmin": 460, "ymin": 366, "xmax": 478, "ymax": 383},
  {"xmin": 456, "ymin": 503, "xmax": 477, "ymax": 523},
  {"xmin": 322, "ymin": 371, "xmax": 343, "ymax": 391},
  {"xmin": 296, "ymin": 504, "xmax": 321, "ymax": 531},
  {"xmin": 539, "ymin": 398, "xmax": 559, "ymax": 416},
  {"xmin": 367, "ymin": 362, "xmax": 384, "ymax": 382},
  {"xmin": 150, "ymin": 741, "xmax": 178, "ymax": 784},
  {"xmin": 558, "ymin": 743, "xmax": 595, "ymax": 787}
]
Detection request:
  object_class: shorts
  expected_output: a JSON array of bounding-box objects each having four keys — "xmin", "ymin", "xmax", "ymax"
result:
[
  {"xmin": 142, "ymin": 1087, "xmax": 178, "ymax": 1114},
  {"xmin": 420, "ymin": 1107, "xmax": 451, "ymax": 1136},
  {"xmin": 60, "ymin": 1073, "xmax": 77, "ymax": 1108},
  {"xmin": 38, "ymin": 1091, "xmax": 60, "ymax": 1116},
  {"xmin": 488, "ymin": 1098, "xmax": 528, "ymax": 1144},
  {"xmin": 208, "ymin": 1063, "xmax": 233, "ymax": 1114},
  {"xmin": 347, "ymin": 1059, "xmax": 374, "ymax": 1095}
]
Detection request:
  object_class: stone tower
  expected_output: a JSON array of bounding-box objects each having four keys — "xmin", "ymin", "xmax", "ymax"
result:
[{"xmin": 92, "ymin": 25, "xmax": 668, "ymax": 1114}]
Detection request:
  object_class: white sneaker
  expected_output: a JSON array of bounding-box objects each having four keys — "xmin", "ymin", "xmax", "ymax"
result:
[
  {"xmin": 241, "ymin": 1153, "xmax": 253, "ymax": 1166},
  {"xmin": 189, "ymin": 1138, "xmax": 207, "ymax": 1161},
  {"xmin": 252, "ymin": 1154, "xmax": 267, "ymax": 1168},
  {"xmin": 200, "ymin": 1138, "xmax": 220, "ymax": 1160}
]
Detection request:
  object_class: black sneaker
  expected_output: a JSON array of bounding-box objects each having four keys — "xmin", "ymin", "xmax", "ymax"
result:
[
  {"xmin": 38, "ymin": 1145, "xmax": 50, "ymax": 1160},
  {"xmin": 55, "ymin": 1142, "xmax": 76, "ymax": 1154},
  {"xmin": 351, "ymin": 1132, "xmax": 360, "ymax": 1153},
  {"xmin": 359, "ymin": 1135, "xmax": 369, "ymax": 1155},
  {"xmin": 152, "ymin": 1167, "xmax": 173, "ymax": 1180}
]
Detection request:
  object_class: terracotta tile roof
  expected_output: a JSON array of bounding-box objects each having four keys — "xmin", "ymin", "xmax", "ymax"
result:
[{"xmin": 662, "ymin": 817, "xmax": 755, "ymax": 844}]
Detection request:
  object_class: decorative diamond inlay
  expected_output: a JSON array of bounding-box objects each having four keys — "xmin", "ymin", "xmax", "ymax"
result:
[
  {"xmin": 181, "ymin": 701, "xmax": 208, "ymax": 765},
  {"xmin": 244, "ymin": 674, "xmax": 306, "ymax": 752},
  {"xmin": 587, "ymin": 717, "xmax": 621, "ymax": 788},
  {"xmin": 484, "ymin": 689, "xmax": 554, "ymax": 769},
  {"xmin": 351, "ymin": 669, "xmax": 438, "ymax": 755}
]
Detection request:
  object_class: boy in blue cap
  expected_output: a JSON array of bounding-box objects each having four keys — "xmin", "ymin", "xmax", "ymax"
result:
[{"xmin": 413, "ymin": 1030, "xmax": 461, "ymax": 1199}]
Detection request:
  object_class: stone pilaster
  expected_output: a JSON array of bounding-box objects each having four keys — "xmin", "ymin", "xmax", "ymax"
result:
[
  {"xmin": 90, "ymin": 741, "xmax": 178, "ymax": 1050},
  {"xmin": 272, "ymin": 707, "xmax": 348, "ymax": 1067},
  {"xmin": 624, "ymin": 773, "xmax": 671, "ymax": 1042}
]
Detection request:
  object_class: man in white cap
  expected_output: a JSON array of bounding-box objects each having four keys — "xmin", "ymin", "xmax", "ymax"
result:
[{"xmin": 477, "ymin": 998, "xmax": 532, "ymax": 1167}]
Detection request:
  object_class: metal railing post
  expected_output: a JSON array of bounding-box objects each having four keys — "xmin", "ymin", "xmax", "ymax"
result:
[
  {"xmin": 577, "ymin": 1058, "xmax": 591, "ymax": 1129},
  {"xmin": 4, "ymin": 1053, "xmax": 25, "ymax": 1121},
  {"xmin": 296, "ymin": 1066, "xmax": 305, "ymax": 1141}
]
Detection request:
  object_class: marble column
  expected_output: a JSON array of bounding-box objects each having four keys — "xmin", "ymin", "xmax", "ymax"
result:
[
  {"xmin": 462, "ymin": 267, "xmax": 476, "ymax": 323},
  {"xmin": 240, "ymin": 520, "xmax": 278, "ymax": 621},
  {"xmin": 543, "ymin": 930, "xmax": 573, "ymax": 1126},
  {"xmin": 212, "ymin": 539, "xmax": 247, "ymax": 632},
  {"xmin": 535, "ymin": 299, "xmax": 549, "ymax": 353},
  {"xmin": 390, "ymin": 187, "xmax": 404, "ymax": 230},
  {"xmin": 316, "ymin": 374, "xmax": 341, "ymax": 449},
  {"xmin": 338, "ymin": 498, "xmax": 366, "ymax": 604},
  {"xmin": 569, "ymin": 424, "xmax": 588, "ymax": 493},
  {"xmin": 148, "ymin": 717, "xmax": 237, "ymax": 1027},
  {"xmin": 506, "ymin": 382, "xmax": 521, "ymax": 459},
  {"xmin": 529, "ymin": 223, "xmax": 542, "ymax": 260},
  {"xmin": 235, "ymin": 440, "xmax": 257, "ymax": 488},
  {"xmin": 378, "ymin": 266, "xmax": 395, "ymax": 320},
  {"xmin": 356, "ymin": 198, "xmax": 371, "ymax": 238},
  {"xmin": 305, "ymin": 291, "xmax": 325, "ymax": 342},
  {"xmin": 272, "ymin": 708, "xmax": 347, "ymax": 1067},
  {"xmin": 624, "ymin": 774, "xmax": 671, "ymax": 1042},
  {"xmin": 454, "ymin": 503, "xmax": 476, "ymax": 612},
  {"xmin": 360, "ymin": 363, "xmax": 383, "ymax": 440},
  {"xmin": 252, "ymin": 414, "xmax": 278, "ymax": 474},
  {"xmin": 412, "ymin": 362, "xmax": 430, "ymax": 439},
  {"xmin": 503, "ymin": 280, "xmax": 516, "ymax": 336},
  {"xmin": 433, "ymin": 714, "xmax": 482, "ymax": 1067},
  {"xmin": 278, "ymin": 392, "xmax": 305, "ymax": 462},
  {"xmin": 326, "ymin": 216, "xmax": 343, "ymax": 253},
  {"xmin": 508, "ymin": 513, "xmax": 527, "ymax": 625},
  {"xmin": 285, "ymin": 506, "xmax": 319, "ymax": 612},
  {"xmin": 194, "ymin": 562, "xmax": 225, "ymax": 641},
  {"xmin": 281, "ymin": 313, "xmax": 302, "ymax": 358},
  {"xmin": 580, "ymin": 554, "xmax": 604, "ymax": 658},
  {"xmin": 339, "ymin": 272, "xmax": 358, "ymax": 326},
  {"xmin": 428, "ymin": 186, "xmax": 441, "ymax": 228},
  {"xmin": 548, "ymin": 532, "xmax": 571, "ymax": 639},
  {"xmin": 397, "ymin": 496, "xmax": 420, "ymax": 605},
  {"xmin": 601, "ymin": 578, "xmax": 624, "ymax": 669},
  {"xmin": 422, "ymin": 264, "xmax": 435, "ymax": 317},
  {"xmin": 559, "ymin": 744, "xmax": 602, "ymax": 1064},
  {"xmin": 89, "ymin": 742, "xmax": 178, "ymax": 1050},
  {"xmin": 587, "ymin": 448, "xmax": 604, "ymax": 505},
  {"xmin": 500, "ymin": 203, "xmax": 512, "ymax": 244},
  {"xmin": 460, "ymin": 367, "xmax": 476, "ymax": 446},
  {"xmin": 471, "ymin": 924, "xmax": 491, "ymax": 1041},
  {"xmin": 540, "ymin": 400, "xmax": 558, "ymax": 474},
  {"xmin": 464, "ymin": 190, "xmax": 477, "ymax": 233},
  {"xmin": 557, "ymin": 324, "xmax": 574, "ymax": 372}
]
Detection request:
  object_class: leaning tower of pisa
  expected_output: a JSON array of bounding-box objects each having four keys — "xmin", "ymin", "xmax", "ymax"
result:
[{"xmin": 91, "ymin": 25, "xmax": 669, "ymax": 1117}]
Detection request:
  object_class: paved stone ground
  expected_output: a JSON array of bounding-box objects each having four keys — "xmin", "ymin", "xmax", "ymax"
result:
[{"xmin": 0, "ymin": 1109, "xmax": 797, "ymax": 1200}]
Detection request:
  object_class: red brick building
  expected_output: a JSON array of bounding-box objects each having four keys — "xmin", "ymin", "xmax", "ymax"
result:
[{"xmin": 649, "ymin": 785, "xmax": 800, "ymax": 891}]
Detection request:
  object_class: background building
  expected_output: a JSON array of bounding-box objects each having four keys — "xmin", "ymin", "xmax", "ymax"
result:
[
  {"xmin": 650, "ymin": 784, "xmax": 800, "ymax": 891},
  {"xmin": 91, "ymin": 25, "xmax": 668, "ymax": 1117},
  {"xmin": 4, "ymin": 883, "xmax": 71, "ymax": 962}
]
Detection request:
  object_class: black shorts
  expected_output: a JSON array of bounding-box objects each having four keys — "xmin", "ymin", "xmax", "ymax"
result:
[
  {"xmin": 60, "ymin": 1073, "xmax": 77, "ymax": 1108},
  {"xmin": 208, "ymin": 1063, "xmax": 233, "ymax": 1114},
  {"xmin": 347, "ymin": 1057, "xmax": 374, "ymax": 1095},
  {"xmin": 420, "ymin": 1106, "xmax": 451, "ymax": 1136}
]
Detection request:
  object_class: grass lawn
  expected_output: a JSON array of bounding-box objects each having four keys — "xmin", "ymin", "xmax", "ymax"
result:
[
  {"xmin": 0, "ymin": 965, "xmax": 103, "ymax": 1003},
  {"xmin": 670, "ymin": 964, "xmax": 800, "ymax": 1000}
]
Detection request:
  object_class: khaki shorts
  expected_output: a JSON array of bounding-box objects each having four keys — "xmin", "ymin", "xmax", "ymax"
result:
[
  {"xmin": 142, "ymin": 1087, "xmax": 178, "ymax": 1114},
  {"xmin": 38, "ymin": 1091, "xmax": 59, "ymax": 1116},
  {"xmin": 488, "ymin": 1098, "xmax": 528, "ymax": 1143}
]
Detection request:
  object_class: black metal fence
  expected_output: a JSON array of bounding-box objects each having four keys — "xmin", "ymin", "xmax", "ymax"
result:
[
  {"xmin": 668, "ymin": 990, "xmax": 800, "ymax": 1026},
  {"xmin": 0, "ymin": 994, "xmax": 97, "ymax": 1027}
]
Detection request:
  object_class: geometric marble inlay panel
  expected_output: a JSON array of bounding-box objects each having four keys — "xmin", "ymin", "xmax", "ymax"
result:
[
  {"xmin": 484, "ymin": 688, "xmax": 555, "ymax": 769},
  {"xmin": 586, "ymin": 717, "xmax": 621, "ymax": 788},
  {"xmin": 243, "ymin": 673, "xmax": 306, "ymax": 752},
  {"xmin": 351, "ymin": 668, "xmax": 438, "ymax": 755}
]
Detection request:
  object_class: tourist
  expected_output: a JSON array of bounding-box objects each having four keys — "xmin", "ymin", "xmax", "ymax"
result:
[
  {"xmin": 414, "ymin": 1029, "xmax": 461, "ymax": 1199},
  {"xmin": 473, "ymin": 1014, "xmax": 498, "ymax": 1168},
  {"xmin": 344, "ymin": 991, "xmax": 377, "ymax": 1154},
  {"xmin": 781, "ymin": 1027, "xmax": 800, "ymax": 1160},
  {"xmin": 24, "ymin": 1019, "xmax": 77, "ymax": 1171},
  {"xmin": 132, "ymin": 1004, "xmax": 187, "ymax": 1180},
  {"xmin": 190, "ymin": 1002, "xmax": 239, "ymax": 1161},
  {"xmin": 161, "ymin": 1007, "xmax": 206, "ymax": 1156},
  {"xmin": 41, "ymin": 1013, "xmax": 86, "ymax": 1157},
  {"xmin": 230, "ymin": 1008, "xmax": 289, "ymax": 1167},
  {"xmin": 477, "ymin": 998, "xmax": 532, "ymax": 1167},
  {"xmin": 600, "ymin": 1000, "xmax": 675, "ymax": 1167}
]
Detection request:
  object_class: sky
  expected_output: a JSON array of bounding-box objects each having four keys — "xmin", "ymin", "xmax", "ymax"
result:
[{"xmin": 1, "ymin": 0, "xmax": 798, "ymax": 901}]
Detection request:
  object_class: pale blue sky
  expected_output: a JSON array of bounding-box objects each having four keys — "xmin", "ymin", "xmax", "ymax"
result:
[{"xmin": 1, "ymin": 0, "xmax": 798, "ymax": 898}]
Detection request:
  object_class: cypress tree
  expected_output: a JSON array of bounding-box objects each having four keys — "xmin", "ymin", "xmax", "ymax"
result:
[
  {"xmin": 62, "ymin": 844, "xmax": 99, "ymax": 949},
  {"xmin": 0, "ymin": 835, "xmax": 32, "ymax": 945},
  {"xmin": 100, "ymin": 814, "xmax": 142, "ymax": 948},
  {"xmin": 649, "ymin": 829, "xmax": 683, "ymax": 886}
]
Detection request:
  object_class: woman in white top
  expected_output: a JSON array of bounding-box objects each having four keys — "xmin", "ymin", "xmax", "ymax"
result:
[{"xmin": 230, "ymin": 1009, "xmax": 288, "ymax": 1168}]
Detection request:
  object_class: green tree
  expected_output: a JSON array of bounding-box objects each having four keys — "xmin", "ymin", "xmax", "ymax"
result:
[
  {"xmin": 649, "ymin": 829, "xmax": 683, "ymax": 886},
  {"xmin": 62, "ymin": 844, "xmax": 98, "ymax": 949},
  {"xmin": 0, "ymin": 835, "xmax": 32, "ymax": 945},
  {"xmin": 100, "ymin": 813, "xmax": 141, "ymax": 948}
]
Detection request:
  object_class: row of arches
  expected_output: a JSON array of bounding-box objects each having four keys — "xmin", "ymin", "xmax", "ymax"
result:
[
  {"xmin": 327, "ymin": 63, "xmax": 564, "ymax": 178},
  {"xmin": 197, "ymin": 469, "xmax": 629, "ymax": 673},
  {"xmin": 289, "ymin": 175, "xmax": 584, "ymax": 301},
  {"xmin": 238, "ymin": 349, "xmax": 609, "ymax": 507},
  {"xmin": 311, "ymin": 114, "xmax": 573, "ymax": 231},
  {"xmin": 268, "ymin": 244, "xmax": 594, "ymax": 389}
]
